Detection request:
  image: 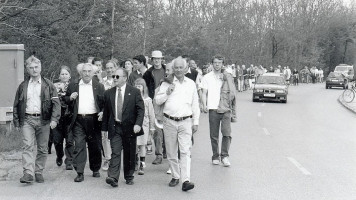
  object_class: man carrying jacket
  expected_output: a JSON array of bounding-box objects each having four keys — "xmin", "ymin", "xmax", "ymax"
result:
[{"xmin": 13, "ymin": 55, "xmax": 61, "ymax": 183}]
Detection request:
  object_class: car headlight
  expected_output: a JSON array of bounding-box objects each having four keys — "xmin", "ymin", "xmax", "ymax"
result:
[{"xmin": 276, "ymin": 90, "xmax": 285, "ymax": 93}]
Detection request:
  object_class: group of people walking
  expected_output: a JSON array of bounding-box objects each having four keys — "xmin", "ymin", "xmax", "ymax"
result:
[{"xmin": 13, "ymin": 51, "xmax": 236, "ymax": 192}]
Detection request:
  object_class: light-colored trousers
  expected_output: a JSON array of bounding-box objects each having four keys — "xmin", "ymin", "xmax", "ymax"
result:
[
  {"xmin": 22, "ymin": 116, "xmax": 50, "ymax": 175},
  {"xmin": 163, "ymin": 117, "xmax": 192, "ymax": 182},
  {"xmin": 102, "ymin": 131, "xmax": 111, "ymax": 161}
]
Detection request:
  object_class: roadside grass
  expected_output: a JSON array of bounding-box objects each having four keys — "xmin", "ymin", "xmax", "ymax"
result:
[{"xmin": 0, "ymin": 126, "xmax": 22, "ymax": 152}]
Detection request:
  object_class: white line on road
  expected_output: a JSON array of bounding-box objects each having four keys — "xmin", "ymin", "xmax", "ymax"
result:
[
  {"xmin": 258, "ymin": 112, "xmax": 262, "ymax": 117},
  {"xmin": 287, "ymin": 157, "xmax": 312, "ymax": 175},
  {"xmin": 262, "ymin": 128, "xmax": 270, "ymax": 135}
]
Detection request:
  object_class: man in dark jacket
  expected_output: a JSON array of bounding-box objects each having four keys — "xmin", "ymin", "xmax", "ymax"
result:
[
  {"xmin": 102, "ymin": 68, "xmax": 144, "ymax": 187},
  {"xmin": 143, "ymin": 50, "xmax": 167, "ymax": 164},
  {"xmin": 65, "ymin": 63, "xmax": 105, "ymax": 182},
  {"xmin": 13, "ymin": 56, "xmax": 61, "ymax": 183}
]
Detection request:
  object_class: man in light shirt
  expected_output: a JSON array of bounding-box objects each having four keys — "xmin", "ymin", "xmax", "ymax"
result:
[
  {"xmin": 65, "ymin": 63, "xmax": 105, "ymax": 182},
  {"xmin": 201, "ymin": 55, "xmax": 232, "ymax": 167},
  {"xmin": 155, "ymin": 57, "xmax": 200, "ymax": 191},
  {"xmin": 13, "ymin": 55, "xmax": 61, "ymax": 183}
]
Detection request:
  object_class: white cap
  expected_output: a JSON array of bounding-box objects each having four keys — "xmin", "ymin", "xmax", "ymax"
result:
[{"xmin": 151, "ymin": 50, "xmax": 164, "ymax": 58}]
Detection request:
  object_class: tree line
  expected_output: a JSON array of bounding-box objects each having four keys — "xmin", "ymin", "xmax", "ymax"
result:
[{"xmin": 1, "ymin": 0, "xmax": 355, "ymax": 79}]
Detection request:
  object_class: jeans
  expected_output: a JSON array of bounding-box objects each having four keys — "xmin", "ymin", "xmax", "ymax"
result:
[
  {"xmin": 153, "ymin": 124, "xmax": 166, "ymax": 157},
  {"xmin": 209, "ymin": 110, "xmax": 232, "ymax": 160},
  {"xmin": 22, "ymin": 115, "xmax": 50, "ymax": 175},
  {"xmin": 163, "ymin": 117, "xmax": 192, "ymax": 182}
]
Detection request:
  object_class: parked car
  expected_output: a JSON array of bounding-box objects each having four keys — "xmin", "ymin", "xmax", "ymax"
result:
[
  {"xmin": 252, "ymin": 73, "xmax": 288, "ymax": 103},
  {"xmin": 325, "ymin": 72, "xmax": 348, "ymax": 89}
]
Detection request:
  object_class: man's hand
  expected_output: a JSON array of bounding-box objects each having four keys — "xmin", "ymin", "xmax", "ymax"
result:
[
  {"xmin": 70, "ymin": 92, "xmax": 78, "ymax": 101},
  {"xmin": 97, "ymin": 112, "xmax": 103, "ymax": 121},
  {"xmin": 192, "ymin": 125, "xmax": 198, "ymax": 134},
  {"xmin": 50, "ymin": 121, "xmax": 58, "ymax": 129},
  {"xmin": 203, "ymin": 105, "xmax": 208, "ymax": 113},
  {"xmin": 134, "ymin": 125, "xmax": 141, "ymax": 133},
  {"xmin": 166, "ymin": 84, "xmax": 175, "ymax": 95},
  {"xmin": 101, "ymin": 131, "xmax": 108, "ymax": 136}
]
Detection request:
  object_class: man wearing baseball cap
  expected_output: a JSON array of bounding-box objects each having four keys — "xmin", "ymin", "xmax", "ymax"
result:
[{"xmin": 143, "ymin": 50, "xmax": 167, "ymax": 165}]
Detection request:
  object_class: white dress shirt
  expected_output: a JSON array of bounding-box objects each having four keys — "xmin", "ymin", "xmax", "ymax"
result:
[
  {"xmin": 200, "ymin": 71, "xmax": 223, "ymax": 110},
  {"xmin": 155, "ymin": 76, "xmax": 200, "ymax": 125},
  {"xmin": 78, "ymin": 80, "xmax": 97, "ymax": 114},
  {"xmin": 26, "ymin": 77, "xmax": 42, "ymax": 114},
  {"xmin": 115, "ymin": 84, "xmax": 126, "ymax": 121}
]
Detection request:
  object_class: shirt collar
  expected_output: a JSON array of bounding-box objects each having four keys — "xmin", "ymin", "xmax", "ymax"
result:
[
  {"xmin": 185, "ymin": 67, "xmax": 192, "ymax": 74},
  {"xmin": 173, "ymin": 75, "xmax": 187, "ymax": 83},
  {"xmin": 137, "ymin": 70, "xmax": 141, "ymax": 75},
  {"xmin": 79, "ymin": 79, "xmax": 92, "ymax": 85},
  {"xmin": 117, "ymin": 84, "xmax": 126, "ymax": 91},
  {"xmin": 29, "ymin": 77, "xmax": 42, "ymax": 84}
]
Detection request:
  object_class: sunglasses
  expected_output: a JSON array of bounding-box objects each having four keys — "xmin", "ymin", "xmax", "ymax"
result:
[{"xmin": 112, "ymin": 75, "xmax": 121, "ymax": 79}]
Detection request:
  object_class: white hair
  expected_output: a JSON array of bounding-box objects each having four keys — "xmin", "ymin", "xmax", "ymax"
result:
[
  {"xmin": 173, "ymin": 56, "xmax": 187, "ymax": 68},
  {"xmin": 25, "ymin": 55, "xmax": 41, "ymax": 68}
]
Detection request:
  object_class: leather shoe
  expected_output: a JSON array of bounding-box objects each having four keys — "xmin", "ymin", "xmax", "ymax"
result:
[
  {"xmin": 20, "ymin": 173, "xmax": 34, "ymax": 183},
  {"xmin": 66, "ymin": 164, "xmax": 73, "ymax": 170},
  {"xmin": 92, "ymin": 171, "xmax": 100, "ymax": 178},
  {"xmin": 106, "ymin": 177, "xmax": 118, "ymax": 187},
  {"xmin": 35, "ymin": 174, "xmax": 44, "ymax": 183},
  {"xmin": 168, "ymin": 178, "xmax": 179, "ymax": 187},
  {"xmin": 74, "ymin": 173, "xmax": 84, "ymax": 182},
  {"xmin": 125, "ymin": 180, "xmax": 134, "ymax": 185},
  {"xmin": 182, "ymin": 181, "xmax": 195, "ymax": 191},
  {"xmin": 56, "ymin": 157, "xmax": 63, "ymax": 166}
]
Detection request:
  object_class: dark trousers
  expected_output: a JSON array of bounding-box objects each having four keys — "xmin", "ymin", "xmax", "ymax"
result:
[
  {"xmin": 52, "ymin": 121, "xmax": 74, "ymax": 165},
  {"xmin": 72, "ymin": 115, "xmax": 102, "ymax": 173},
  {"xmin": 209, "ymin": 110, "xmax": 232, "ymax": 160},
  {"xmin": 108, "ymin": 124, "xmax": 137, "ymax": 181}
]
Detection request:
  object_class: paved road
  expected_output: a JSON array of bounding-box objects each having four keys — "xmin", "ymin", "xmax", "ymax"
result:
[{"xmin": 1, "ymin": 83, "xmax": 356, "ymax": 200}]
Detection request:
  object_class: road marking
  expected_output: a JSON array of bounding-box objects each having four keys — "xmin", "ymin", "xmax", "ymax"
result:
[
  {"xmin": 258, "ymin": 112, "xmax": 262, "ymax": 117},
  {"xmin": 262, "ymin": 103, "xmax": 265, "ymax": 107},
  {"xmin": 287, "ymin": 157, "xmax": 312, "ymax": 175},
  {"xmin": 262, "ymin": 128, "xmax": 270, "ymax": 135}
]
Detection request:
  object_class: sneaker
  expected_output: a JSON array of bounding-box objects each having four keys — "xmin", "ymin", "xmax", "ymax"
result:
[
  {"xmin": 141, "ymin": 162, "xmax": 146, "ymax": 168},
  {"xmin": 20, "ymin": 173, "xmax": 34, "ymax": 183},
  {"xmin": 138, "ymin": 165, "xmax": 144, "ymax": 175},
  {"xmin": 35, "ymin": 173, "xmax": 44, "ymax": 183},
  {"xmin": 221, "ymin": 157, "xmax": 231, "ymax": 167},
  {"xmin": 166, "ymin": 168, "xmax": 171, "ymax": 174},
  {"xmin": 102, "ymin": 160, "xmax": 109, "ymax": 171},
  {"xmin": 146, "ymin": 145, "xmax": 153, "ymax": 155},
  {"xmin": 212, "ymin": 159, "xmax": 220, "ymax": 165}
]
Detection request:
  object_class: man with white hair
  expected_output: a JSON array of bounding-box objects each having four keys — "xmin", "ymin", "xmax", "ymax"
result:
[
  {"xmin": 13, "ymin": 55, "xmax": 61, "ymax": 183},
  {"xmin": 65, "ymin": 63, "xmax": 105, "ymax": 182},
  {"xmin": 155, "ymin": 57, "xmax": 200, "ymax": 191}
]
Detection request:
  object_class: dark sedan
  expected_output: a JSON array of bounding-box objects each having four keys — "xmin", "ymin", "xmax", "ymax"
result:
[
  {"xmin": 325, "ymin": 72, "xmax": 348, "ymax": 89},
  {"xmin": 252, "ymin": 73, "xmax": 288, "ymax": 103}
]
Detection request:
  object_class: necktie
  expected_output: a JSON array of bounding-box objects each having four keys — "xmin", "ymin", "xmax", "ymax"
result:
[{"xmin": 116, "ymin": 87, "xmax": 123, "ymax": 121}]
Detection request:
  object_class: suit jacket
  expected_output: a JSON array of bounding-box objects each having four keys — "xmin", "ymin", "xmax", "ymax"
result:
[
  {"xmin": 64, "ymin": 79, "xmax": 105, "ymax": 131},
  {"xmin": 185, "ymin": 68, "xmax": 198, "ymax": 82},
  {"xmin": 101, "ymin": 84, "xmax": 145, "ymax": 139}
]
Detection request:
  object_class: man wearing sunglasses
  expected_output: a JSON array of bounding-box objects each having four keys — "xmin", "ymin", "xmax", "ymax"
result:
[{"xmin": 102, "ymin": 68, "xmax": 145, "ymax": 187}]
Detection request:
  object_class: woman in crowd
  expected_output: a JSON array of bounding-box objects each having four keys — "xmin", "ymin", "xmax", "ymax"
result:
[
  {"xmin": 134, "ymin": 78, "xmax": 155, "ymax": 175},
  {"xmin": 51, "ymin": 65, "xmax": 74, "ymax": 170},
  {"xmin": 123, "ymin": 59, "xmax": 134, "ymax": 78}
]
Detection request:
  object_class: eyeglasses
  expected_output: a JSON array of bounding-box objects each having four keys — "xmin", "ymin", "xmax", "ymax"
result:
[{"xmin": 112, "ymin": 75, "xmax": 120, "ymax": 79}]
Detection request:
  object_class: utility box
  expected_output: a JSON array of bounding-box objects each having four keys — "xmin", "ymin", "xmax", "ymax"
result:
[{"xmin": 0, "ymin": 44, "xmax": 25, "ymax": 130}]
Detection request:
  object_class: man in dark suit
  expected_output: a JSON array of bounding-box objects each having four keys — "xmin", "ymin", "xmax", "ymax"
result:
[
  {"xmin": 65, "ymin": 63, "xmax": 105, "ymax": 182},
  {"xmin": 102, "ymin": 68, "xmax": 145, "ymax": 187}
]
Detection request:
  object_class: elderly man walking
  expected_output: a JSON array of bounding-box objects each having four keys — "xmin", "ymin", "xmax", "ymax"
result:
[
  {"xmin": 65, "ymin": 63, "xmax": 105, "ymax": 182},
  {"xmin": 155, "ymin": 57, "xmax": 200, "ymax": 191},
  {"xmin": 201, "ymin": 55, "xmax": 233, "ymax": 167},
  {"xmin": 13, "ymin": 55, "xmax": 61, "ymax": 183}
]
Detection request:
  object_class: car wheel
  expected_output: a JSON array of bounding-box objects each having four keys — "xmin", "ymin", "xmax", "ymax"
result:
[{"xmin": 253, "ymin": 99, "xmax": 257, "ymax": 102}]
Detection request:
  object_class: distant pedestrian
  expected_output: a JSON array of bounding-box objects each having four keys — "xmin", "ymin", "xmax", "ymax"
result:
[{"xmin": 13, "ymin": 55, "xmax": 61, "ymax": 183}]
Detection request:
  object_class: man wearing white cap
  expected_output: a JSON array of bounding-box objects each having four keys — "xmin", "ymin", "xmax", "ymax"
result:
[{"xmin": 143, "ymin": 50, "xmax": 167, "ymax": 165}]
